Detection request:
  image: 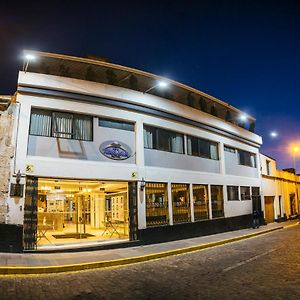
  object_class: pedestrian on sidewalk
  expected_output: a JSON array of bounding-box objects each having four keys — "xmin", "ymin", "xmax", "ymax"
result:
[{"xmin": 252, "ymin": 210, "xmax": 260, "ymax": 228}]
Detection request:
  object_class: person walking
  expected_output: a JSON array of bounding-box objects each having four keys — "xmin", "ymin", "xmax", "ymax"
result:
[{"xmin": 252, "ymin": 210, "xmax": 260, "ymax": 228}]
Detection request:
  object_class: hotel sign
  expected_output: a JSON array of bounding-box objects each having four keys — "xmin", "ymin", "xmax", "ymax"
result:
[{"xmin": 100, "ymin": 141, "xmax": 131, "ymax": 160}]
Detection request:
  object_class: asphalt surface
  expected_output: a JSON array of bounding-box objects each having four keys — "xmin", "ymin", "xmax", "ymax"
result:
[{"xmin": 0, "ymin": 225, "xmax": 299, "ymax": 300}]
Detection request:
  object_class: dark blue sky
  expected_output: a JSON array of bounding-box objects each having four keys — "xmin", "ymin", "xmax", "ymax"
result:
[{"xmin": 1, "ymin": 0, "xmax": 299, "ymax": 170}]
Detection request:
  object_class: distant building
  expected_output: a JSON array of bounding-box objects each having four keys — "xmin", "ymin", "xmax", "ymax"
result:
[
  {"xmin": 260, "ymin": 154, "xmax": 300, "ymax": 223},
  {"xmin": 0, "ymin": 50, "xmax": 298, "ymax": 252}
]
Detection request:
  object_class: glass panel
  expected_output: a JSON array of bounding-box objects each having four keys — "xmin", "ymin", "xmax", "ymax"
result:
[
  {"xmin": 146, "ymin": 183, "xmax": 168, "ymax": 227},
  {"xmin": 157, "ymin": 128, "xmax": 171, "ymax": 152},
  {"xmin": 241, "ymin": 186, "xmax": 251, "ymax": 200},
  {"xmin": 187, "ymin": 136, "xmax": 218, "ymax": 160},
  {"xmin": 29, "ymin": 109, "xmax": 52, "ymax": 137},
  {"xmin": 74, "ymin": 115, "xmax": 93, "ymax": 141},
  {"xmin": 227, "ymin": 186, "xmax": 239, "ymax": 201},
  {"xmin": 143, "ymin": 126, "xmax": 155, "ymax": 149},
  {"xmin": 211, "ymin": 185, "xmax": 224, "ymax": 218},
  {"xmin": 172, "ymin": 184, "xmax": 190, "ymax": 224},
  {"xmin": 99, "ymin": 118, "xmax": 134, "ymax": 131},
  {"xmin": 53, "ymin": 112, "xmax": 73, "ymax": 139},
  {"xmin": 36, "ymin": 180, "xmax": 129, "ymax": 248},
  {"xmin": 193, "ymin": 184, "xmax": 209, "ymax": 220}
]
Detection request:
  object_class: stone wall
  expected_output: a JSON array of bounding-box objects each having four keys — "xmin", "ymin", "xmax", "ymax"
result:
[{"xmin": 0, "ymin": 105, "xmax": 14, "ymax": 223}]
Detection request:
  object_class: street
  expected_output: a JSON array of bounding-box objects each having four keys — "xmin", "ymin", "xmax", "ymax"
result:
[{"xmin": 1, "ymin": 225, "xmax": 299, "ymax": 300}]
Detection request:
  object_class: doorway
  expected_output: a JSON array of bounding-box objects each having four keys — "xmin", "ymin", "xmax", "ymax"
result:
[
  {"xmin": 264, "ymin": 196, "xmax": 275, "ymax": 223},
  {"xmin": 36, "ymin": 179, "xmax": 129, "ymax": 248}
]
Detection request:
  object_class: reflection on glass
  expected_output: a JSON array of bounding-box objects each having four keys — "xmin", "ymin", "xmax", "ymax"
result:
[
  {"xmin": 172, "ymin": 184, "xmax": 191, "ymax": 224},
  {"xmin": 193, "ymin": 184, "xmax": 209, "ymax": 220},
  {"xmin": 211, "ymin": 185, "xmax": 224, "ymax": 218},
  {"xmin": 145, "ymin": 183, "xmax": 168, "ymax": 226}
]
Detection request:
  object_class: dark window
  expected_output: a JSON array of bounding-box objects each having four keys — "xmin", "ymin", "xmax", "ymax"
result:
[
  {"xmin": 143, "ymin": 125, "xmax": 184, "ymax": 154},
  {"xmin": 227, "ymin": 186, "xmax": 239, "ymax": 201},
  {"xmin": 187, "ymin": 136, "xmax": 218, "ymax": 160},
  {"xmin": 224, "ymin": 145, "xmax": 236, "ymax": 153},
  {"xmin": 266, "ymin": 160, "xmax": 271, "ymax": 175},
  {"xmin": 30, "ymin": 108, "xmax": 93, "ymax": 141},
  {"xmin": 240, "ymin": 186, "xmax": 251, "ymax": 200},
  {"xmin": 99, "ymin": 118, "xmax": 134, "ymax": 131},
  {"xmin": 238, "ymin": 150, "xmax": 256, "ymax": 167}
]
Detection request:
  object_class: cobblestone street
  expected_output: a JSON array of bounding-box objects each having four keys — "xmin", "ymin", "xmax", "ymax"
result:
[{"xmin": 1, "ymin": 225, "xmax": 299, "ymax": 300}]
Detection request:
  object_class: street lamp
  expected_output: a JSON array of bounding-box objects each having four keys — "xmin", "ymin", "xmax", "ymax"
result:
[
  {"xmin": 144, "ymin": 80, "xmax": 168, "ymax": 93},
  {"xmin": 270, "ymin": 131, "xmax": 278, "ymax": 138},
  {"xmin": 239, "ymin": 114, "xmax": 247, "ymax": 122},
  {"xmin": 23, "ymin": 53, "xmax": 36, "ymax": 73}
]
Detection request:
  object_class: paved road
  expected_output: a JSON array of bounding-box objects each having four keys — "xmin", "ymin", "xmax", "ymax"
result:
[{"xmin": 1, "ymin": 225, "xmax": 299, "ymax": 300}]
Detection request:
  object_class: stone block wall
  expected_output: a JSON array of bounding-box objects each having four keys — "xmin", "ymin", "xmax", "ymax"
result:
[{"xmin": 0, "ymin": 106, "xmax": 14, "ymax": 223}]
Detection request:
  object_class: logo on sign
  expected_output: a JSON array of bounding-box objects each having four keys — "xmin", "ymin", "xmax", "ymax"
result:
[{"xmin": 100, "ymin": 141, "xmax": 131, "ymax": 160}]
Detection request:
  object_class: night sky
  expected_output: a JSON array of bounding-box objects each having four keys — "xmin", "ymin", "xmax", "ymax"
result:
[{"xmin": 1, "ymin": 0, "xmax": 299, "ymax": 170}]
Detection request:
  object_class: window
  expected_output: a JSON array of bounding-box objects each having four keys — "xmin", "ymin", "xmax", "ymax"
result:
[
  {"xmin": 145, "ymin": 183, "xmax": 168, "ymax": 227},
  {"xmin": 227, "ymin": 186, "xmax": 239, "ymax": 201},
  {"xmin": 193, "ymin": 184, "xmax": 209, "ymax": 220},
  {"xmin": 240, "ymin": 186, "xmax": 251, "ymax": 200},
  {"xmin": 224, "ymin": 145, "xmax": 236, "ymax": 153},
  {"xmin": 266, "ymin": 160, "xmax": 271, "ymax": 175},
  {"xmin": 211, "ymin": 185, "xmax": 224, "ymax": 218},
  {"xmin": 30, "ymin": 108, "xmax": 93, "ymax": 141},
  {"xmin": 238, "ymin": 150, "xmax": 256, "ymax": 167},
  {"xmin": 143, "ymin": 125, "xmax": 184, "ymax": 154},
  {"xmin": 187, "ymin": 136, "xmax": 219, "ymax": 160},
  {"xmin": 99, "ymin": 118, "xmax": 134, "ymax": 131},
  {"xmin": 172, "ymin": 184, "xmax": 190, "ymax": 223}
]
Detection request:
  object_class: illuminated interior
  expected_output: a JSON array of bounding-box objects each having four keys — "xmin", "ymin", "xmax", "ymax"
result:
[{"xmin": 37, "ymin": 179, "xmax": 129, "ymax": 248}]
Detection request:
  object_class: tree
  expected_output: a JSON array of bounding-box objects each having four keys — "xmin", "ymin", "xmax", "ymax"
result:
[
  {"xmin": 199, "ymin": 96, "xmax": 207, "ymax": 112},
  {"xmin": 59, "ymin": 64, "xmax": 70, "ymax": 77},
  {"xmin": 129, "ymin": 75, "xmax": 139, "ymax": 90},
  {"xmin": 106, "ymin": 69, "xmax": 117, "ymax": 85},
  {"xmin": 210, "ymin": 104, "xmax": 218, "ymax": 117},
  {"xmin": 249, "ymin": 120, "xmax": 256, "ymax": 132},
  {"xmin": 85, "ymin": 66, "xmax": 97, "ymax": 81},
  {"xmin": 225, "ymin": 110, "xmax": 232, "ymax": 122}
]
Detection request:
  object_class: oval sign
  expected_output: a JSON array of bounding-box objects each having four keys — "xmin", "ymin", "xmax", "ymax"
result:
[{"xmin": 100, "ymin": 141, "xmax": 132, "ymax": 160}]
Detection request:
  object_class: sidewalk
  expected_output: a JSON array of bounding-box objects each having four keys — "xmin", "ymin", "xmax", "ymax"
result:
[{"xmin": 0, "ymin": 220, "xmax": 298, "ymax": 275}]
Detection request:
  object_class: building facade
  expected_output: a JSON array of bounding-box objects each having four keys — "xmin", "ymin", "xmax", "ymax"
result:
[
  {"xmin": 260, "ymin": 154, "xmax": 300, "ymax": 223},
  {"xmin": 1, "ymin": 50, "xmax": 287, "ymax": 252}
]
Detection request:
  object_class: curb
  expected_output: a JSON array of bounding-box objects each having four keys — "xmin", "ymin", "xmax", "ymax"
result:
[{"xmin": 0, "ymin": 225, "xmax": 290, "ymax": 276}]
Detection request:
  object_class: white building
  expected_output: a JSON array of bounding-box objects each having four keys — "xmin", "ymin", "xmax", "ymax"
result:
[
  {"xmin": 260, "ymin": 154, "xmax": 300, "ymax": 223},
  {"xmin": 4, "ymin": 50, "xmax": 266, "ymax": 251}
]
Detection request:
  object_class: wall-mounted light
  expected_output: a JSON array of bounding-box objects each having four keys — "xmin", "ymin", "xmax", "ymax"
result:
[
  {"xmin": 144, "ymin": 80, "xmax": 169, "ymax": 93},
  {"xmin": 140, "ymin": 178, "xmax": 146, "ymax": 191}
]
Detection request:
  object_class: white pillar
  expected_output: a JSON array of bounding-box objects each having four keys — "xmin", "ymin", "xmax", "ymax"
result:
[
  {"xmin": 190, "ymin": 184, "xmax": 194, "ymax": 222},
  {"xmin": 219, "ymin": 142, "xmax": 226, "ymax": 175},
  {"xmin": 208, "ymin": 184, "xmax": 212, "ymax": 219},
  {"xmin": 168, "ymin": 182, "xmax": 173, "ymax": 225}
]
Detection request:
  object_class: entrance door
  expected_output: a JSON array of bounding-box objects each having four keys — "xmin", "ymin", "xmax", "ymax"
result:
[{"xmin": 264, "ymin": 196, "xmax": 275, "ymax": 223}]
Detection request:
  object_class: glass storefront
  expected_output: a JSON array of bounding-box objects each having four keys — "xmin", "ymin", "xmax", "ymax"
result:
[
  {"xmin": 145, "ymin": 182, "xmax": 168, "ymax": 226},
  {"xmin": 193, "ymin": 184, "xmax": 209, "ymax": 221},
  {"xmin": 36, "ymin": 179, "xmax": 129, "ymax": 248},
  {"xmin": 172, "ymin": 183, "xmax": 191, "ymax": 224}
]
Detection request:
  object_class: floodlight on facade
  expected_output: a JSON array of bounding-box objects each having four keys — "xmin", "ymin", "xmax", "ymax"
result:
[{"xmin": 144, "ymin": 80, "xmax": 168, "ymax": 93}]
